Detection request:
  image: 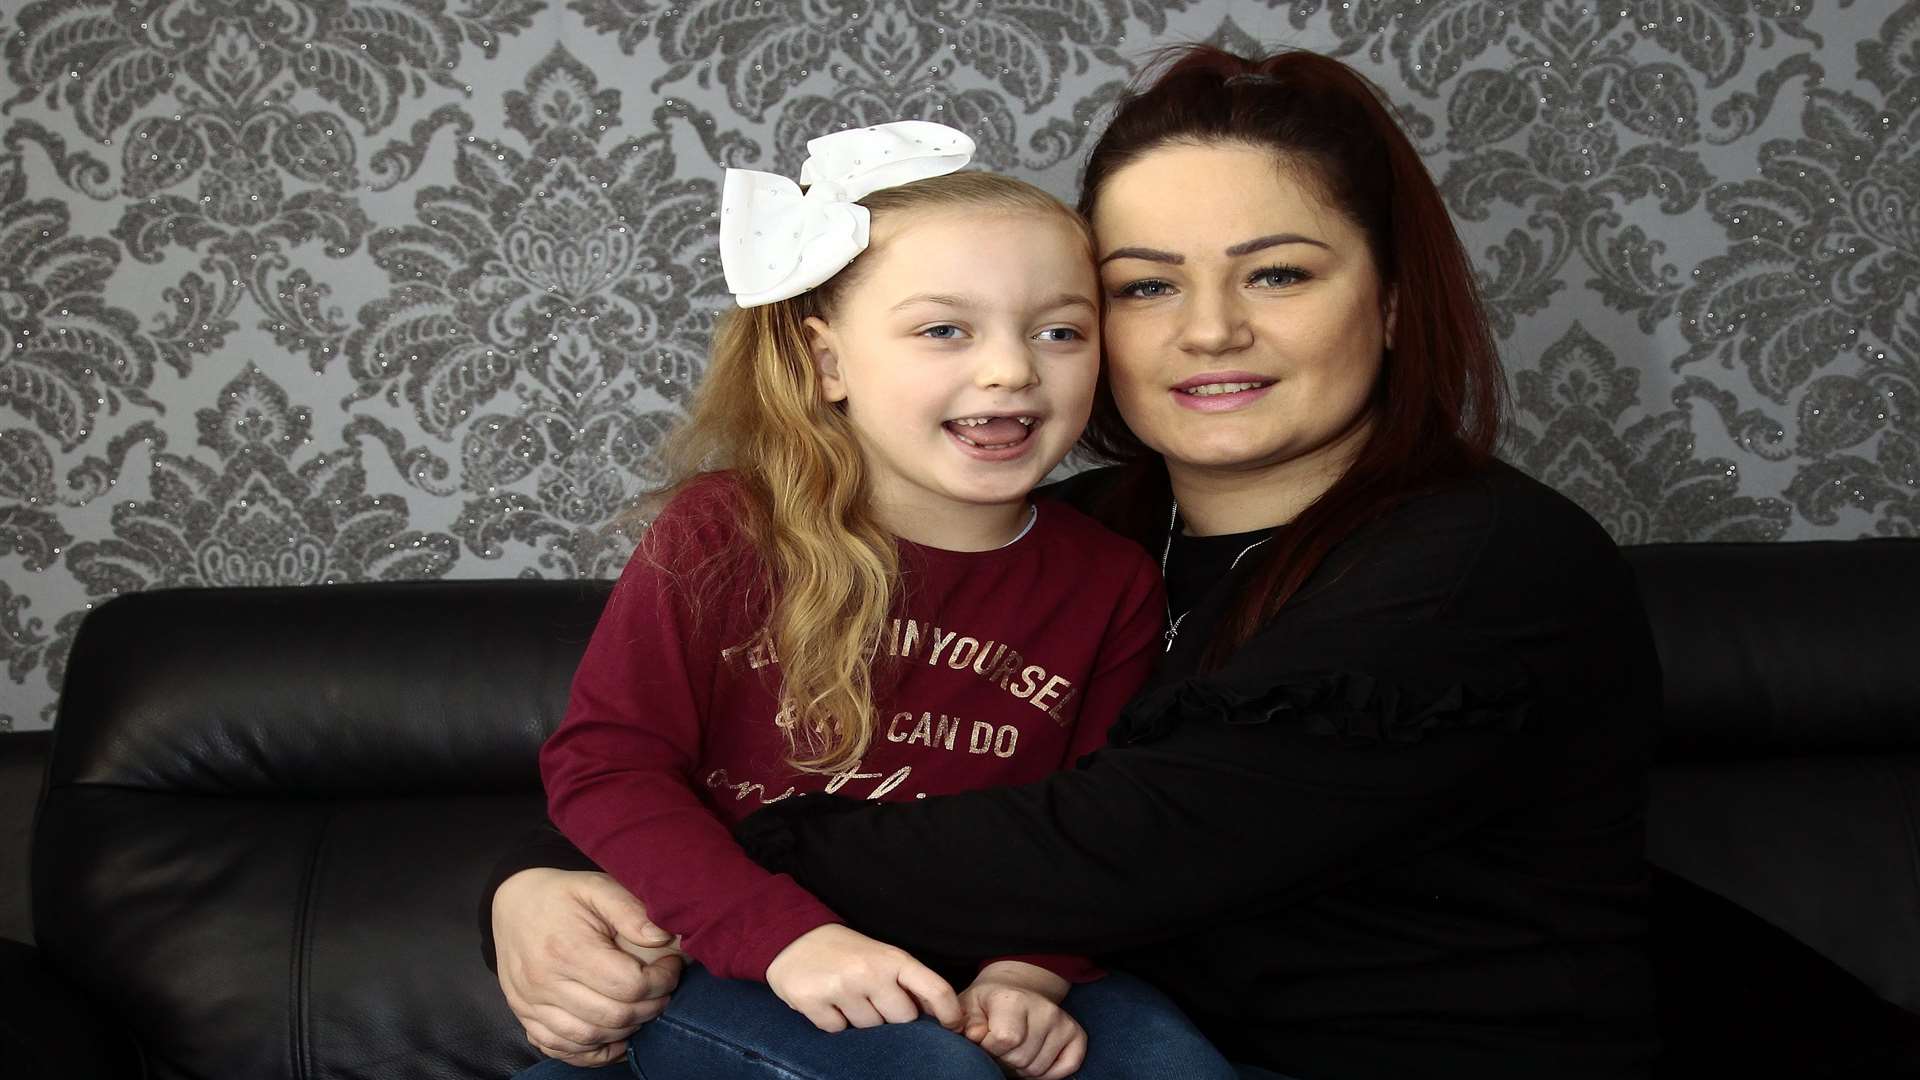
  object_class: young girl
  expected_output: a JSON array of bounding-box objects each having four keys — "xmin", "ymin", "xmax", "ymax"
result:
[{"xmin": 523, "ymin": 122, "xmax": 1236, "ymax": 1080}]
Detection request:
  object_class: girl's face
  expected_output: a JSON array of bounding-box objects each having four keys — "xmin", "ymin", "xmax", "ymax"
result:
[
  {"xmin": 1092, "ymin": 142, "xmax": 1395, "ymax": 491},
  {"xmin": 804, "ymin": 208, "xmax": 1100, "ymax": 544}
]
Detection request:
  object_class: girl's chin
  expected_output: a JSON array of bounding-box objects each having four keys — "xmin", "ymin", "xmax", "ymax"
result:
[
  {"xmin": 945, "ymin": 480, "xmax": 1044, "ymax": 507},
  {"xmin": 935, "ymin": 468, "xmax": 1051, "ymax": 507}
]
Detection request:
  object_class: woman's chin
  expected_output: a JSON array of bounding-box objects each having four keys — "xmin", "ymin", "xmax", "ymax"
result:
[{"xmin": 1155, "ymin": 434, "xmax": 1291, "ymax": 474}]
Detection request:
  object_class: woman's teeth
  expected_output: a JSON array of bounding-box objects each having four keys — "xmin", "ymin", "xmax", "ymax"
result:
[{"xmin": 1182, "ymin": 381, "xmax": 1269, "ymax": 396}]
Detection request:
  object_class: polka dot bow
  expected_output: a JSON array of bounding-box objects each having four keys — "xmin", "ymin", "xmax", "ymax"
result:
[{"xmin": 720, "ymin": 121, "xmax": 975, "ymax": 308}]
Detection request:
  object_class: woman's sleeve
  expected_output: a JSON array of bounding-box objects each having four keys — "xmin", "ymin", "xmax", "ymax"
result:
[
  {"xmin": 735, "ymin": 478, "xmax": 1645, "ymax": 959},
  {"xmin": 737, "ymin": 632, "xmax": 1534, "ymax": 958},
  {"xmin": 477, "ymin": 820, "xmax": 599, "ymax": 972}
]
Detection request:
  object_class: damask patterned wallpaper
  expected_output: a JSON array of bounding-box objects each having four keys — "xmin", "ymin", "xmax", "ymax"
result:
[{"xmin": 0, "ymin": 0, "xmax": 1914, "ymax": 730}]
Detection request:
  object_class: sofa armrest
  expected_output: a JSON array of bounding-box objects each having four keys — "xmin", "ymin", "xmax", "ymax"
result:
[
  {"xmin": 1651, "ymin": 869, "xmax": 1920, "ymax": 1076},
  {"xmin": 0, "ymin": 937, "xmax": 144, "ymax": 1079}
]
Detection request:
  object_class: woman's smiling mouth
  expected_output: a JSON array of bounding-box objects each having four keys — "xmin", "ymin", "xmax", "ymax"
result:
[{"xmin": 1171, "ymin": 373, "xmax": 1276, "ymax": 412}]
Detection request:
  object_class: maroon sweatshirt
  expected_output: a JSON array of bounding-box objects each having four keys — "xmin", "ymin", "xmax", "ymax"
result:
[{"xmin": 541, "ymin": 474, "xmax": 1164, "ymax": 981}]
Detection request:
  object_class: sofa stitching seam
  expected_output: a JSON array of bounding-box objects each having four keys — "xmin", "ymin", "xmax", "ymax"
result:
[{"xmin": 289, "ymin": 807, "xmax": 332, "ymax": 1080}]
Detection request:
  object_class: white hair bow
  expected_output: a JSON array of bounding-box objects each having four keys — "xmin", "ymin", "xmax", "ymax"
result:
[{"xmin": 720, "ymin": 121, "xmax": 975, "ymax": 308}]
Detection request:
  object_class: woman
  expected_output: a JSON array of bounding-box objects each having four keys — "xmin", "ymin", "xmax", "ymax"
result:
[{"xmin": 487, "ymin": 45, "xmax": 1662, "ymax": 1080}]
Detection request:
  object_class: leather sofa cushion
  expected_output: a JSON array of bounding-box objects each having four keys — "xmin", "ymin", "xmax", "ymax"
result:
[
  {"xmin": 33, "ymin": 783, "xmax": 545, "ymax": 1079},
  {"xmin": 48, "ymin": 581, "xmax": 608, "ymax": 796},
  {"xmin": 1649, "ymin": 755, "xmax": 1920, "ymax": 1013},
  {"xmin": 1626, "ymin": 540, "xmax": 1920, "ymax": 758}
]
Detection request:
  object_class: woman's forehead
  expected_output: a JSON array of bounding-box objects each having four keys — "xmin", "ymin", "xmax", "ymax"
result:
[{"xmin": 1092, "ymin": 148, "xmax": 1348, "ymax": 253}]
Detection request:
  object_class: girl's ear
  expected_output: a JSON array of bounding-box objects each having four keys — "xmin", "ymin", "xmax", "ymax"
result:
[
  {"xmin": 1382, "ymin": 284, "xmax": 1399, "ymax": 351},
  {"xmin": 803, "ymin": 316, "xmax": 848, "ymax": 403}
]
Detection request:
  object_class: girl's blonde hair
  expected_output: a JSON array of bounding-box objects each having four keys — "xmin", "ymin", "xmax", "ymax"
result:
[{"xmin": 641, "ymin": 171, "xmax": 1094, "ymax": 775}]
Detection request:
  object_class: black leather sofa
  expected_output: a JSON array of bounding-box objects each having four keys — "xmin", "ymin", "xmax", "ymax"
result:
[{"xmin": 5, "ymin": 540, "xmax": 1920, "ymax": 1079}]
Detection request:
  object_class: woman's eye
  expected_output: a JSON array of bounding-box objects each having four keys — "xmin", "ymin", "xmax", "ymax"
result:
[
  {"xmin": 919, "ymin": 324, "xmax": 964, "ymax": 339},
  {"xmin": 1114, "ymin": 279, "xmax": 1173, "ymax": 299},
  {"xmin": 1249, "ymin": 265, "xmax": 1309, "ymax": 288},
  {"xmin": 1035, "ymin": 327, "xmax": 1084, "ymax": 343}
]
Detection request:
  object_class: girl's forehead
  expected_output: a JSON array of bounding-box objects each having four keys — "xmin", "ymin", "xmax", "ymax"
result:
[
  {"xmin": 870, "ymin": 205, "xmax": 1070, "ymax": 245},
  {"xmin": 859, "ymin": 210, "xmax": 1090, "ymax": 272},
  {"xmin": 838, "ymin": 211, "xmax": 1097, "ymax": 314}
]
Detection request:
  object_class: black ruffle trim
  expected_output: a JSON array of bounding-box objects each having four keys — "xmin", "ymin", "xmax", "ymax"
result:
[{"xmin": 1110, "ymin": 668, "xmax": 1533, "ymax": 747}]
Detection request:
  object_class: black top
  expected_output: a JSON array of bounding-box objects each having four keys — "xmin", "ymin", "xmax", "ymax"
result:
[
  {"xmin": 1161, "ymin": 523, "xmax": 1279, "ymax": 652},
  {"xmin": 731, "ymin": 460, "xmax": 1663, "ymax": 1080}
]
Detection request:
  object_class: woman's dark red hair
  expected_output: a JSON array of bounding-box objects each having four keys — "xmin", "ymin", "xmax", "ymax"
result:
[{"xmin": 1075, "ymin": 45, "xmax": 1506, "ymax": 665}]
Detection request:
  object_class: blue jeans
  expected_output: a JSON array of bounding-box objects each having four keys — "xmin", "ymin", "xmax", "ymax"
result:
[{"xmin": 511, "ymin": 965, "xmax": 1242, "ymax": 1079}]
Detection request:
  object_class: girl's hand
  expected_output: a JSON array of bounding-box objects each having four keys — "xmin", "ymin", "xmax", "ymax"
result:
[
  {"xmin": 764, "ymin": 924, "xmax": 964, "ymax": 1034},
  {"xmin": 959, "ymin": 961, "xmax": 1087, "ymax": 1080}
]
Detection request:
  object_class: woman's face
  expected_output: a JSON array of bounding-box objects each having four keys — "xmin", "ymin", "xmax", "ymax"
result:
[{"xmin": 1092, "ymin": 142, "xmax": 1395, "ymax": 488}]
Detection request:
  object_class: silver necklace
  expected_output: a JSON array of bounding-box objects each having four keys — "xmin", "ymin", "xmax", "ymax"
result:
[{"xmin": 1158, "ymin": 498, "xmax": 1275, "ymax": 653}]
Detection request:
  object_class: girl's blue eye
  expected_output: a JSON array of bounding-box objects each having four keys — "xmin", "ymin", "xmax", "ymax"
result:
[
  {"xmin": 1249, "ymin": 265, "xmax": 1309, "ymax": 287},
  {"xmin": 1114, "ymin": 279, "xmax": 1172, "ymax": 299},
  {"xmin": 920, "ymin": 324, "xmax": 963, "ymax": 339},
  {"xmin": 1036, "ymin": 327, "xmax": 1083, "ymax": 342}
]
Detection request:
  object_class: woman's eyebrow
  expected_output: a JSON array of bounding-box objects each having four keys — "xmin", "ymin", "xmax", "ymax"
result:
[
  {"xmin": 1099, "ymin": 233, "xmax": 1330, "ymax": 267},
  {"xmin": 1099, "ymin": 246, "xmax": 1181, "ymax": 266},
  {"xmin": 1225, "ymin": 233, "xmax": 1330, "ymax": 255}
]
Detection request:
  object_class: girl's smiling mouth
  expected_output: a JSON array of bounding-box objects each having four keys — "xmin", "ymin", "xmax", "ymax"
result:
[{"xmin": 944, "ymin": 415, "xmax": 1039, "ymax": 454}]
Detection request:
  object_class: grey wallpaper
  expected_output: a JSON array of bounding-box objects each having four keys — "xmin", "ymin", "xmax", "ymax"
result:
[{"xmin": 0, "ymin": 0, "xmax": 1914, "ymax": 730}]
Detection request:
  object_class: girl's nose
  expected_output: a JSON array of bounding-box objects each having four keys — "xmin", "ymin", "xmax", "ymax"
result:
[{"xmin": 976, "ymin": 340, "xmax": 1040, "ymax": 391}]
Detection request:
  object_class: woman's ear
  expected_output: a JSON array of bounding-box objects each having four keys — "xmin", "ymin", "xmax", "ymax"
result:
[
  {"xmin": 1382, "ymin": 285, "xmax": 1399, "ymax": 351},
  {"xmin": 803, "ymin": 315, "xmax": 848, "ymax": 403}
]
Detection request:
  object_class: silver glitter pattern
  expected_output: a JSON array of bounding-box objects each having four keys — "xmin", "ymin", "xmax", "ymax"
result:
[{"xmin": 0, "ymin": 0, "xmax": 1913, "ymax": 729}]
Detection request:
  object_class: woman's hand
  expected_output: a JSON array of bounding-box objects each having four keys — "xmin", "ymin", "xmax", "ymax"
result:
[
  {"xmin": 492, "ymin": 868, "xmax": 684, "ymax": 1064},
  {"xmin": 959, "ymin": 961, "xmax": 1086, "ymax": 1080},
  {"xmin": 764, "ymin": 924, "xmax": 964, "ymax": 1034}
]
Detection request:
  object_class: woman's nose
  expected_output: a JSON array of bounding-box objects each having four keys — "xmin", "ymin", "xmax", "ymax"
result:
[{"xmin": 1177, "ymin": 288, "xmax": 1254, "ymax": 355}]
